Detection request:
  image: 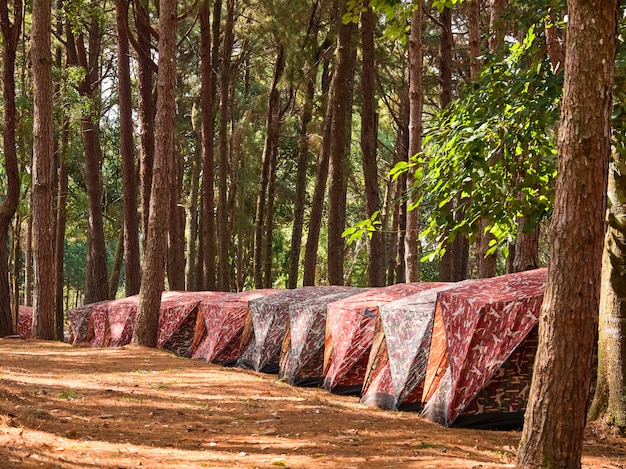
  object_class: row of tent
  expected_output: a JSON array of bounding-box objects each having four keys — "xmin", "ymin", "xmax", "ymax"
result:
[{"xmin": 17, "ymin": 268, "xmax": 546, "ymax": 429}]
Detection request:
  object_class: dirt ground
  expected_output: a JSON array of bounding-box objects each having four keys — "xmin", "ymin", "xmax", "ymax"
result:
[{"xmin": 0, "ymin": 339, "xmax": 624, "ymax": 469}]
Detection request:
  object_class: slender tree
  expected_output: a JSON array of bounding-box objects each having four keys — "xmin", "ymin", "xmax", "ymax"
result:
[
  {"xmin": 116, "ymin": 0, "xmax": 141, "ymax": 296},
  {"xmin": 405, "ymin": 2, "xmax": 422, "ymax": 283},
  {"xmin": 253, "ymin": 44, "xmax": 286, "ymax": 289},
  {"xmin": 360, "ymin": 1, "xmax": 384, "ymax": 287},
  {"xmin": 132, "ymin": 0, "xmax": 177, "ymax": 347},
  {"xmin": 31, "ymin": 0, "xmax": 56, "ymax": 339},
  {"xmin": 217, "ymin": 0, "xmax": 235, "ymax": 291},
  {"xmin": 200, "ymin": 0, "xmax": 217, "ymax": 291},
  {"xmin": 517, "ymin": 0, "xmax": 617, "ymax": 465},
  {"xmin": 0, "ymin": 0, "xmax": 23, "ymax": 337}
]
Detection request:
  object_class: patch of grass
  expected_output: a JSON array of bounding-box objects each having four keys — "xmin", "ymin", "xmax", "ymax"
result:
[
  {"xmin": 57, "ymin": 389, "xmax": 79, "ymax": 400},
  {"xmin": 414, "ymin": 442, "xmax": 436, "ymax": 450}
]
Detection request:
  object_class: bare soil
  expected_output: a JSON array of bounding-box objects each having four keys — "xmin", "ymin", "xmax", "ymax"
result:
[{"xmin": 0, "ymin": 339, "xmax": 624, "ymax": 469}]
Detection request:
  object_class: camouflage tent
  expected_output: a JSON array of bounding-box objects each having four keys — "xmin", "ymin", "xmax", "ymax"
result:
[
  {"xmin": 322, "ymin": 283, "xmax": 446, "ymax": 395},
  {"xmin": 68, "ymin": 301, "xmax": 108, "ymax": 345},
  {"xmin": 191, "ymin": 289, "xmax": 276, "ymax": 365},
  {"xmin": 237, "ymin": 286, "xmax": 353, "ymax": 373},
  {"xmin": 278, "ymin": 288, "xmax": 364, "ymax": 386},
  {"xmin": 86, "ymin": 295, "xmax": 139, "ymax": 347},
  {"xmin": 361, "ymin": 283, "xmax": 470, "ymax": 411},
  {"xmin": 421, "ymin": 268, "xmax": 546, "ymax": 429},
  {"xmin": 157, "ymin": 291, "xmax": 224, "ymax": 357},
  {"xmin": 17, "ymin": 306, "xmax": 34, "ymax": 339}
]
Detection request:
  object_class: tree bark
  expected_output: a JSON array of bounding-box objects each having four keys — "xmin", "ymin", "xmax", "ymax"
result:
[
  {"xmin": 360, "ymin": 2, "xmax": 384, "ymax": 287},
  {"xmin": 327, "ymin": 7, "xmax": 356, "ymax": 286},
  {"xmin": 132, "ymin": 0, "xmax": 177, "ymax": 347},
  {"xmin": 253, "ymin": 44, "xmax": 286, "ymax": 289},
  {"xmin": 405, "ymin": 2, "xmax": 422, "ymax": 283},
  {"xmin": 302, "ymin": 53, "xmax": 333, "ymax": 286},
  {"xmin": 67, "ymin": 16, "xmax": 109, "ymax": 303},
  {"xmin": 217, "ymin": 0, "xmax": 235, "ymax": 292},
  {"xmin": 31, "ymin": 0, "xmax": 56, "ymax": 339},
  {"xmin": 467, "ymin": 0, "xmax": 481, "ymax": 80},
  {"xmin": 200, "ymin": 0, "xmax": 217, "ymax": 291},
  {"xmin": 108, "ymin": 230, "xmax": 124, "ymax": 298},
  {"xmin": 0, "ymin": 0, "xmax": 23, "ymax": 337},
  {"xmin": 287, "ymin": 51, "xmax": 317, "ymax": 289},
  {"xmin": 167, "ymin": 145, "xmax": 186, "ymax": 291},
  {"xmin": 116, "ymin": 0, "xmax": 141, "ymax": 296},
  {"xmin": 588, "ymin": 159, "xmax": 626, "ymax": 431},
  {"xmin": 516, "ymin": 1, "xmax": 617, "ymax": 466},
  {"xmin": 437, "ymin": 6, "xmax": 455, "ymax": 282},
  {"xmin": 54, "ymin": 121, "xmax": 68, "ymax": 340},
  {"xmin": 134, "ymin": 0, "xmax": 156, "ymax": 248}
]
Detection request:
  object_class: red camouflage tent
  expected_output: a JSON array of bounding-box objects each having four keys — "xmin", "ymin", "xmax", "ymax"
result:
[
  {"xmin": 68, "ymin": 301, "xmax": 108, "ymax": 345},
  {"xmin": 421, "ymin": 268, "xmax": 546, "ymax": 429},
  {"xmin": 86, "ymin": 295, "xmax": 139, "ymax": 347},
  {"xmin": 360, "ymin": 283, "xmax": 470, "ymax": 411},
  {"xmin": 278, "ymin": 288, "xmax": 364, "ymax": 386},
  {"xmin": 322, "ymin": 283, "xmax": 446, "ymax": 395},
  {"xmin": 237, "ymin": 286, "xmax": 354, "ymax": 373},
  {"xmin": 17, "ymin": 305, "xmax": 34, "ymax": 339},
  {"xmin": 191, "ymin": 289, "xmax": 277, "ymax": 365}
]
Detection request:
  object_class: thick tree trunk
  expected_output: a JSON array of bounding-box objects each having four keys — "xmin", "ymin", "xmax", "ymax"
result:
[
  {"xmin": 200, "ymin": 0, "xmax": 217, "ymax": 291},
  {"xmin": 302, "ymin": 54, "xmax": 333, "ymax": 286},
  {"xmin": 588, "ymin": 161, "xmax": 626, "ymax": 431},
  {"xmin": 133, "ymin": 0, "xmax": 177, "ymax": 347},
  {"xmin": 0, "ymin": 0, "xmax": 23, "ymax": 337},
  {"xmin": 217, "ymin": 0, "xmax": 235, "ymax": 292},
  {"xmin": 512, "ymin": 220, "xmax": 539, "ymax": 272},
  {"xmin": 253, "ymin": 44, "xmax": 286, "ymax": 289},
  {"xmin": 516, "ymin": 1, "xmax": 617, "ymax": 466},
  {"xmin": 116, "ymin": 0, "xmax": 141, "ymax": 296},
  {"xmin": 24, "ymin": 207, "xmax": 32, "ymax": 306},
  {"xmin": 360, "ymin": 3, "xmax": 384, "ymax": 287},
  {"xmin": 327, "ymin": 8, "xmax": 356, "ymax": 286},
  {"xmin": 405, "ymin": 2, "xmax": 422, "ymax": 283},
  {"xmin": 31, "ymin": 0, "xmax": 55, "ymax": 339}
]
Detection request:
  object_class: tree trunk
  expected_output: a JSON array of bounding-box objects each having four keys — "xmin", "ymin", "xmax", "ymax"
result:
[
  {"xmin": 24, "ymin": 206, "xmax": 32, "ymax": 306},
  {"xmin": 186, "ymin": 131, "xmax": 201, "ymax": 291},
  {"xmin": 134, "ymin": 0, "xmax": 156, "ymax": 248},
  {"xmin": 360, "ymin": 2, "xmax": 384, "ymax": 287},
  {"xmin": 512, "ymin": 220, "xmax": 539, "ymax": 272},
  {"xmin": 288, "ymin": 37, "xmax": 320, "ymax": 289},
  {"xmin": 253, "ymin": 44, "xmax": 286, "ymax": 289},
  {"xmin": 54, "ymin": 121, "xmax": 68, "ymax": 340},
  {"xmin": 467, "ymin": 0, "xmax": 481, "ymax": 80},
  {"xmin": 132, "ymin": 0, "xmax": 177, "ymax": 347},
  {"xmin": 200, "ymin": 0, "xmax": 217, "ymax": 291},
  {"xmin": 262, "ymin": 146, "xmax": 278, "ymax": 289},
  {"xmin": 116, "ymin": 0, "xmax": 141, "ymax": 296},
  {"xmin": 475, "ymin": 0, "xmax": 506, "ymax": 279},
  {"xmin": 516, "ymin": 1, "xmax": 617, "ymax": 466},
  {"xmin": 31, "ymin": 0, "xmax": 56, "ymax": 339},
  {"xmin": 67, "ymin": 18, "xmax": 109, "ymax": 303},
  {"xmin": 302, "ymin": 53, "xmax": 333, "ymax": 286},
  {"xmin": 108, "ymin": 230, "xmax": 124, "ymax": 298},
  {"xmin": 217, "ymin": 0, "xmax": 235, "ymax": 292},
  {"xmin": 588, "ymin": 160, "xmax": 626, "ymax": 431},
  {"xmin": 437, "ymin": 6, "xmax": 455, "ymax": 282},
  {"xmin": 327, "ymin": 7, "xmax": 356, "ymax": 286},
  {"xmin": 405, "ymin": 2, "xmax": 422, "ymax": 283},
  {"xmin": 167, "ymin": 146, "xmax": 186, "ymax": 291},
  {"xmin": 0, "ymin": 0, "xmax": 23, "ymax": 337}
]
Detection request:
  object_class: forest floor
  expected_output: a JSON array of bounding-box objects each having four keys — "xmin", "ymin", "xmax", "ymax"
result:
[{"xmin": 0, "ymin": 339, "xmax": 624, "ymax": 469}]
